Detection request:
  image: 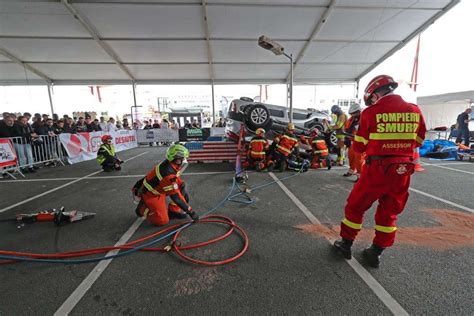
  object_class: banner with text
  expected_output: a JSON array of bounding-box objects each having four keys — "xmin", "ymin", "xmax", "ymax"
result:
[
  {"xmin": 59, "ymin": 130, "xmax": 137, "ymax": 164},
  {"xmin": 0, "ymin": 138, "xmax": 17, "ymax": 168}
]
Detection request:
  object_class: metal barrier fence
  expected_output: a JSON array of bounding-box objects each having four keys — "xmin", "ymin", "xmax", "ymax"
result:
[{"xmin": 2, "ymin": 135, "xmax": 65, "ymax": 179}]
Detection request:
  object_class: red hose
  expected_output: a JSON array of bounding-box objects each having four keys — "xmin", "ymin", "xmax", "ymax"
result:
[{"xmin": 0, "ymin": 215, "xmax": 249, "ymax": 266}]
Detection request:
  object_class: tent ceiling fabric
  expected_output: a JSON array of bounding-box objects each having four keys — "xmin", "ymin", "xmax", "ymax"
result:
[{"xmin": 0, "ymin": 0, "xmax": 459, "ymax": 85}]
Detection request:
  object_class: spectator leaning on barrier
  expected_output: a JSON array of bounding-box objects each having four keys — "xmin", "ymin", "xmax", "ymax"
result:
[
  {"xmin": 37, "ymin": 118, "xmax": 55, "ymax": 136},
  {"xmin": 0, "ymin": 114, "xmax": 16, "ymax": 138},
  {"xmin": 152, "ymin": 119, "xmax": 161, "ymax": 129},
  {"xmin": 23, "ymin": 112, "xmax": 32, "ymax": 124},
  {"xmin": 85, "ymin": 116, "xmax": 95, "ymax": 132},
  {"xmin": 75, "ymin": 117, "xmax": 87, "ymax": 133},
  {"xmin": 99, "ymin": 116, "xmax": 107, "ymax": 131},
  {"xmin": 13, "ymin": 116, "xmax": 37, "ymax": 173},
  {"xmin": 64, "ymin": 117, "xmax": 76, "ymax": 133},
  {"xmin": 92, "ymin": 119, "xmax": 102, "ymax": 131},
  {"xmin": 54, "ymin": 119, "xmax": 65, "ymax": 135},
  {"xmin": 171, "ymin": 119, "xmax": 178, "ymax": 129},
  {"xmin": 107, "ymin": 117, "xmax": 118, "ymax": 132},
  {"xmin": 31, "ymin": 113, "xmax": 42, "ymax": 133},
  {"xmin": 122, "ymin": 118, "xmax": 130, "ymax": 130},
  {"xmin": 184, "ymin": 120, "xmax": 192, "ymax": 129}
]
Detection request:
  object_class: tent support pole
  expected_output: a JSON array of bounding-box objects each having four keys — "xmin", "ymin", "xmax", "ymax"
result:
[
  {"xmin": 47, "ymin": 83, "xmax": 55, "ymax": 115},
  {"xmin": 211, "ymin": 82, "xmax": 216, "ymax": 125}
]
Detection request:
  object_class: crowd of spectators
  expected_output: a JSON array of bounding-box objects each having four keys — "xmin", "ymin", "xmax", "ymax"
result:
[{"xmin": 0, "ymin": 112, "xmax": 131, "ymax": 174}]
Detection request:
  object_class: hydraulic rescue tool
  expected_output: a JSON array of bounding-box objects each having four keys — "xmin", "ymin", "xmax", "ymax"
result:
[{"xmin": 0, "ymin": 207, "xmax": 95, "ymax": 226}]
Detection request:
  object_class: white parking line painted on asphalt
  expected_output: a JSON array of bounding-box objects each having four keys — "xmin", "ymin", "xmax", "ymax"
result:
[
  {"xmin": 0, "ymin": 177, "xmax": 81, "ymax": 183},
  {"xmin": 422, "ymin": 163, "xmax": 474, "ymax": 175},
  {"xmin": 54, "ymin": 217, "xmax": 144, "ymax": 316},
  {"xmin": 409, "ymin": 187, "xmax": 474, "ymax": 213},
  {"xmin": 268, "ymin": 172, "xmax": 409, "ymax": 316},
  {"xmin": 0, "ymin": 171, "xmax": 235, "ymax": 183},
  {"xmin": 422, "ymin": 162, "xmax": 472, "ymax": 166},
  {"xmin": 0, "ymin": 152, "xmax": 149, "ymax": 214}
]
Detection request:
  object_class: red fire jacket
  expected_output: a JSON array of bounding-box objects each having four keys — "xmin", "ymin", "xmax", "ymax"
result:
[{"xmin": 353, "ymin": 94, "xmax": 426, "ymax": 157}]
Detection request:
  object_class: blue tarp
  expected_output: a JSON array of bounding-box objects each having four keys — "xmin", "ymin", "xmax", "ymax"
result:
[{"xmin": 420, "ymin": 139, "xmax": 458, "ymax": 159}]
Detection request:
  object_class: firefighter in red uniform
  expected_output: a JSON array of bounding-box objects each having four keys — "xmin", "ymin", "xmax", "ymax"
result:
[
  {"xmin": 299, "ymin": 128, "xmax": 331, "ymax": 169},
  {"xmin": 343, "ymin": 103, "xmax": 365, "ymax": 179},
  {"xmin": 267, "ymin": 123, "xmax": 299, "ymax": 172},
  {"xmin": 246, "ymin": 128, "xmax": 269, "ymax": 171},
  {"xmin": 333, "ymin": 75, "xmax": 426, "ymax": 268},
  {"xmin": 133, "ymin": 144, "xmax": 199, "ymax": 225}
]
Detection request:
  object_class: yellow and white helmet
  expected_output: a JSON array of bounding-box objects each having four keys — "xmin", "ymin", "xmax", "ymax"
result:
[{"xmin": 255, "ymin": 128, "xmax": 265, "ymax": 136}]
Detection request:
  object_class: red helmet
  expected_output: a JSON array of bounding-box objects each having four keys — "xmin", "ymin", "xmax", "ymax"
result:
[
  {"xmin": 101, "ymin": 135, "xmax": 112, "ymax": 143},
  {"xmin": 363, "ymin": 75, "xmax": 398, "ymax": 106},
  {"xmin": 309, "ymin": 128, "xmax": 319, "ymax": 137}
]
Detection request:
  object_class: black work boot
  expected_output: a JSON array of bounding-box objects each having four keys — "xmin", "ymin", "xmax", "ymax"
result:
[
  {"xmin": 333, "ymin": 238, "xmax": 353, "ymax": 259},
  {"xmin": 278, "ymin": 160, "xmax": 287, "ymax": 172},
  {"xmin": 362, "ymin": 244, "xmax": 385, "ymax": 268},
  {"xmin": 135, "ymin": 201, "xmax": 145, "ymax": 217},
  {"xmin": 168, "ymin": 210, "xmax": 187, "ymax": 220}
]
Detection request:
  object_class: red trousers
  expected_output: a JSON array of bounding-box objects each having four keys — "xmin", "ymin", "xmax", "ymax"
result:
[
  {"xmin": 138, "ymin": 191, "xmax": 182, "ymax": 226},
  {"xmin": 347, "ymin": 147, "xmax": 365, "ymax": 174},
  {"xmin": 340, "ymin": 157, "xmax": 412, "ymax": 248}
]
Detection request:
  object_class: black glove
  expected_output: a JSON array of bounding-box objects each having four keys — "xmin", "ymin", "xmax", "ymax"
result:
[{"xmin": 188, "ymin": 211, "xmax": 199, "ymax": 222}]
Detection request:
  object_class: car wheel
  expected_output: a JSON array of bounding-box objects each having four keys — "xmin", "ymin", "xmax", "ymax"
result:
[
  {"xmin": 244, "ymin": 103, "xmax": 271, "ymax": 131},
  {"xmin": 325, "ymin": 131, "xmax": 338, "ymax": 148}
]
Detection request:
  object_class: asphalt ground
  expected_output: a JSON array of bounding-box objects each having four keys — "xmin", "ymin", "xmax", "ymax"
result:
[{"xmin": 0, "ymin": 147, "xmax": 473, "ymax": 315}]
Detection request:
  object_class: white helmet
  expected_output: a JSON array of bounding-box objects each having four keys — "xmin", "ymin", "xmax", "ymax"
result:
[{"xmin": 348, "ymin": 103, "xmax": 361, "ymax": 114}]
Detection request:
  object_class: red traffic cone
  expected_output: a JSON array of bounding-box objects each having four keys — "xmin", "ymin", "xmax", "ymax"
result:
[{"xmin": 413, "ymin": 148, "xmax": 424, "ymax": 172}]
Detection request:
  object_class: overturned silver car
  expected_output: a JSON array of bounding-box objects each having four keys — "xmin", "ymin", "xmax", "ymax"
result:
[{"xmin": 225, "ymin": 97, "xmax": 337, "ymax": 146}]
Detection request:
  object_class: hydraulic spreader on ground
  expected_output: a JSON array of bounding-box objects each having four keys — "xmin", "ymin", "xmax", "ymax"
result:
[{"xmin": 0, "ymin": 207, "xmax": 95, "ymax": 227}]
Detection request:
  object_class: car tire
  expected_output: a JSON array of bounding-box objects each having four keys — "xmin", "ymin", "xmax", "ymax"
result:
[
  {"xmin": 325, "ymin": 131, "xmax": 338, "ymax": 148},
  {"xmin": 244, "ymin": 103, "xmax": 271, "ymax": 131}
]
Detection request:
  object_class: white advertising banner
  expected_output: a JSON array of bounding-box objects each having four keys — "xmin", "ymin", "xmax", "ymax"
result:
[
  {"xmin": 59, "ymin": 130, "xmax": 137, "ymax": 164},
  {"xmin": 136, "ymin": 129, "xmax": 179, "ymax": 143},
  {"xmin": 0, "ymin": 138, "xmax": 17, "ymax": 168}
]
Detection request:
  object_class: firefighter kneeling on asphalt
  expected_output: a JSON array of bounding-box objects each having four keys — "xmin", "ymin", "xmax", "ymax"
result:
[
  {"xmin": 267, "ymin": 122, "xmax": 299, "ymax": 172},
  {"xmin": 333, "ymin": 75, "xmax": 426, "ymax": 268},
  {"xmin": 243, "ymin": 128, "xmax": 269, "ymax": 171},
  {"xmin": 132, "ymin": 144, "xmax": 199, "ymax": 225},
  {"xmin": 97, "ymin": 135, "xmax": 123, "ymax": 172},
  {"xmin": 299, "ymin": 128, "xmax": 331, "ymax": 170}
]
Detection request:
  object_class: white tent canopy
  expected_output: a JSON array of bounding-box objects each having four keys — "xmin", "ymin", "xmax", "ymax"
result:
[{"xmin": 0, "ymin": 0, "xmax": 459, "ymax": 85}]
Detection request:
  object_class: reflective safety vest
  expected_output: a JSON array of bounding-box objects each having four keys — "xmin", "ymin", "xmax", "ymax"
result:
[
  {"xmin": 249, "ymin": 137, "xmax": 269, "ymax": 159},
  {"xmin": 330, "ymin": 113, "xmax": 347, "ymax": 139},
  {"xmin": 344, "ymin": 116, "xmax": 360, "ymax": 141},
  {"xmin": 142, "ymin": 161, "xmax": 184, "ymax": 197},
  {"xmin": 300, "ymin": 136, "xmax": 328, "ymax": 157},
  {"xmin": 312, "ymin": 139, "xmax": 329, "ymax": 156},
  {"xmin": 97, "ymin": 144, "xmax": 115, "ymax": 165},
  {"xmin": 275, "ymin": 133, "xmax": 299, "ymax": 157}
]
